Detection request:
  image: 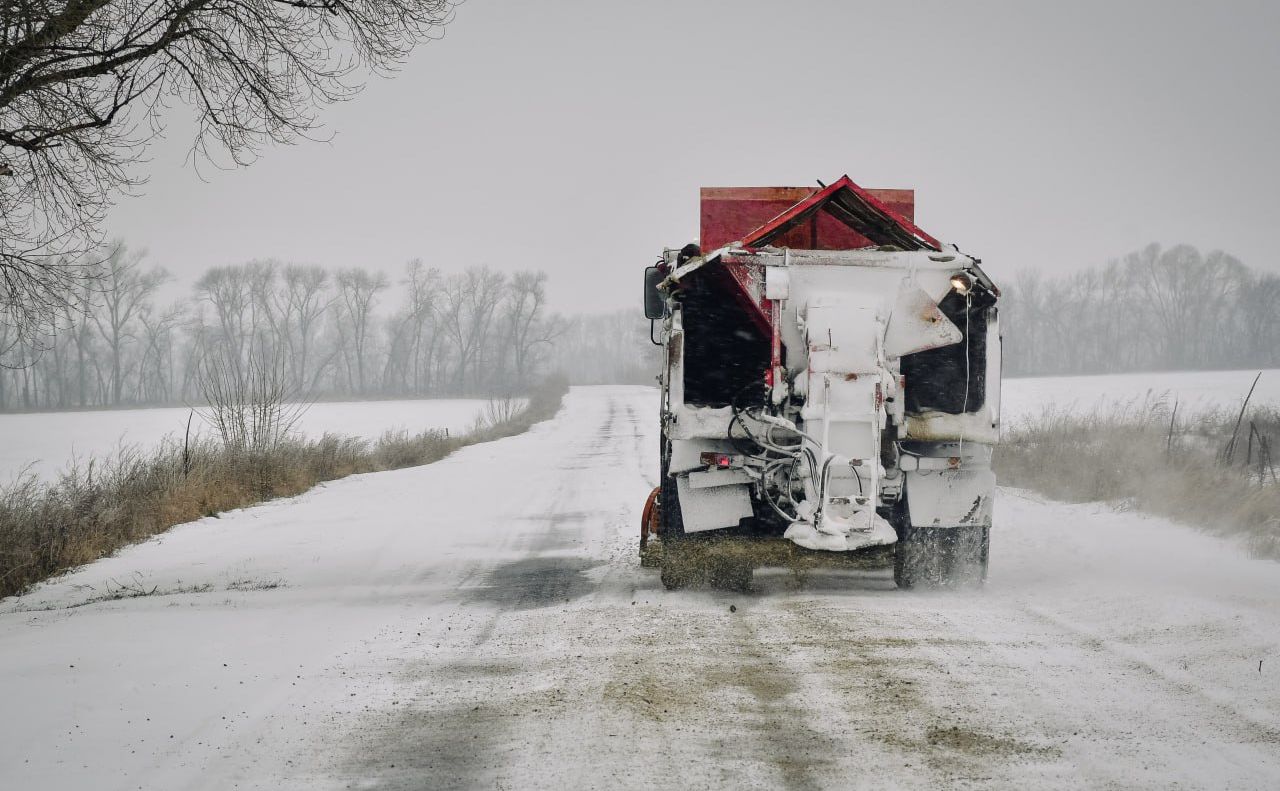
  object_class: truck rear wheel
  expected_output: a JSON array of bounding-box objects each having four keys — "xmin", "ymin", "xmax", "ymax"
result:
[{"xmin": 894, "ymin": 524, "xmax": 989, "ymax": 590}]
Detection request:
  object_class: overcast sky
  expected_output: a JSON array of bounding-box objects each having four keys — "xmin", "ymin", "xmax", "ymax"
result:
[{"xmin": 107, "ymin": 0, "xmax": 1280, "ymax": 311}]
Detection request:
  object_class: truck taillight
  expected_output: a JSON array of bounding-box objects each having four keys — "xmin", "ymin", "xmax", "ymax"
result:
[{"xmin": 700, "ymin": 452, "xmax": 735, "ymax": 469}]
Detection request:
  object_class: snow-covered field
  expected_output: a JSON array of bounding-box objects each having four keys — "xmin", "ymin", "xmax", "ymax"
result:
[
  {"xmin": 2, "ymin": 368, "xmax": 1273, "ymax": 486},
  {"xmin": 0, "ymin": 399, "xmax": 495, "ymax": 483},
  {"xmin": 1002, "ymin": 367, "xmax": 1280, "ymax": 427},
  {"xmin": 0, "ymin": 386, "xmax": 1276, "ymax": 790}
]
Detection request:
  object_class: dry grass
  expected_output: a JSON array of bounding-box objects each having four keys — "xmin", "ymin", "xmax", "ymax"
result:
[
  {"xmin": 0, "ymin": 375, "xmax": 569, "ymax": 599},
  {"xmin": 995, "ymin": 395, "xmax": 1280, "ymax": 560}
]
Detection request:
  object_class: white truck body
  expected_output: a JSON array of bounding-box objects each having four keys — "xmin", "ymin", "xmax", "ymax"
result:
[
  {"xmin": 644, "ymin": 177, "xmax": 1000, "ymax": 589},
  {"xmin": 659, "ymin": 245, "xmax": 1000, "ymax": 558}
]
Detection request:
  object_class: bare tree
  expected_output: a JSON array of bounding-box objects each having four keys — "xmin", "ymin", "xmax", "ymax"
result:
[
  {"xmin": 88, "ymin": 243, "xmax": 168, "ymax": 404},
  {"xmin": 380, "ymin": 258, "xmax": 439, "ymax": 393},
  {"xmin": 501, "ymin": 270, "xmax": 563, "ymax": 388},
  {"xmin": 199, "ymin": 339, "xmax": 304, "ymax": 452},
  {"xmin": 279, "ymin": 264, "xmax": 332, "ymax": 392},
  {"xmin": 62, "ymin": 273, "xmax": 98, "ymax": 406},
  {"xmin": 334, "ymin": 267, "xmax": 386, "ymax": 393},
  {"xmin": 137, "ymin": 301, "xmax": 185, "ymax": 402},
  {"xmin": 245, "ymin": 260, "xmax": 282, "ymax": 355},
  {"xmin": 0, "ymin": 0, "xmax": 457, "ymax": 336},
  {"xmin": 195, "ymin": 263, "xmax": 253, "ymax": 380},
  {"xmin": 177, "ymin": 301, "xmax": 212, "ymax": 400},
  {"xmin": 440, "ymin": 265, "xmax": 504, "ymax": 394}
]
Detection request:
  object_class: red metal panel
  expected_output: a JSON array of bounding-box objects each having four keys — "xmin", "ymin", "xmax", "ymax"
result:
[
  {"xmin": 692, "ymin": 175, "xmax": 943, "ymax": 350},
  {"xmin": 700, "ymin": 183, "xmax": 916, "ymax": 251}
]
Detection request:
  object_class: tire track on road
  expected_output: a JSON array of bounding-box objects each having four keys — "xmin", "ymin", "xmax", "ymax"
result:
[{"xmin": 327, "ymin": 390, "xmax": 649, "ymax": 790}]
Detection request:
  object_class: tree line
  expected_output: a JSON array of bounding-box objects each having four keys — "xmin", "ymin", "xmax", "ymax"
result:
[
  {"xmin": 546, "ymin": 311, "xmax": 661, "ymax": 387},
  {"xmin": 5, "ymin": 240, "xmax": 1273, "ymax": 410},
  {"xmin": 1001, "ymin": 243, "xmax": 1280, "ymax": 377},
  {"xmin": 0, "ymin": 244, "xmax": 562, "ymax": 410}
]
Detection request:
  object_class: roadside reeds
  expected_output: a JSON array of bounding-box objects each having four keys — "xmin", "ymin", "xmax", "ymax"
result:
[{"xmin": 995, "ymin": 390, "xmax": 1280, "ymax": 560}]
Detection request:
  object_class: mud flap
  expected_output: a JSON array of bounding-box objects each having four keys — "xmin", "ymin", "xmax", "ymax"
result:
[
  {"xmin": 639, "ymin": 487, "xmax": 662, "ymax": 567},
  {"xmin": 675, "ymin": 477, "xmax": 753, "ymax": 533},
  {"xmin": 904, "ymin": 468, "xmax": 995, "ymax": 528}
]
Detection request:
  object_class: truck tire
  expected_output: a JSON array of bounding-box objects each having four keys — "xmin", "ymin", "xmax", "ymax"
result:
[{"xmin": 894, "ymin": 524, "xmax": 989, "ymax": 590}]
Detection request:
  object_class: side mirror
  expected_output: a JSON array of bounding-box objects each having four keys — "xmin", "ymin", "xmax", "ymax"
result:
[{"xmin": 643, "ymin": 266, "xmax": 665, "ymax": 320}]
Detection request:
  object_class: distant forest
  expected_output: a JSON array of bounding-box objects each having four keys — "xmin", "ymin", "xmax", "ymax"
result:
[
  {"xmin": 1001, "ymin": 243, "xmax": 1280, "ymax": 376},
  {"xmin": 1, "ymin": 242, "xmax": 1274, "ymax": 411},
  {"xmin": 0, "ymin": 246, "xmax": 566, "ymax": 411}
]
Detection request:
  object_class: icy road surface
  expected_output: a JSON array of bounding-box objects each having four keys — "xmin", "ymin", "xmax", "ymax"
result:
[{"xmin": 1, "ymin": 386, "xmax": 1277, "ymax": 790}]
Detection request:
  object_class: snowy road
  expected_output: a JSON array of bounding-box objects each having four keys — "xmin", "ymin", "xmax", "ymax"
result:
[{"xmin": 1, "ymin": 386, "xmax": 1278, "ymax": 790}]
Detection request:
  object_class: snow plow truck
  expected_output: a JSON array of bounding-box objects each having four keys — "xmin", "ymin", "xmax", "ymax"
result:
[{"xmin": 639, "ymin": 176, "xmax": 1000, "ymax": 590}]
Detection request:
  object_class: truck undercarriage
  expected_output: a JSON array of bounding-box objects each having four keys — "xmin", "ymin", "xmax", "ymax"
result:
[{"xmin": 641, "ymin": 177, "xmax": 1001, "ymax": 590}]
